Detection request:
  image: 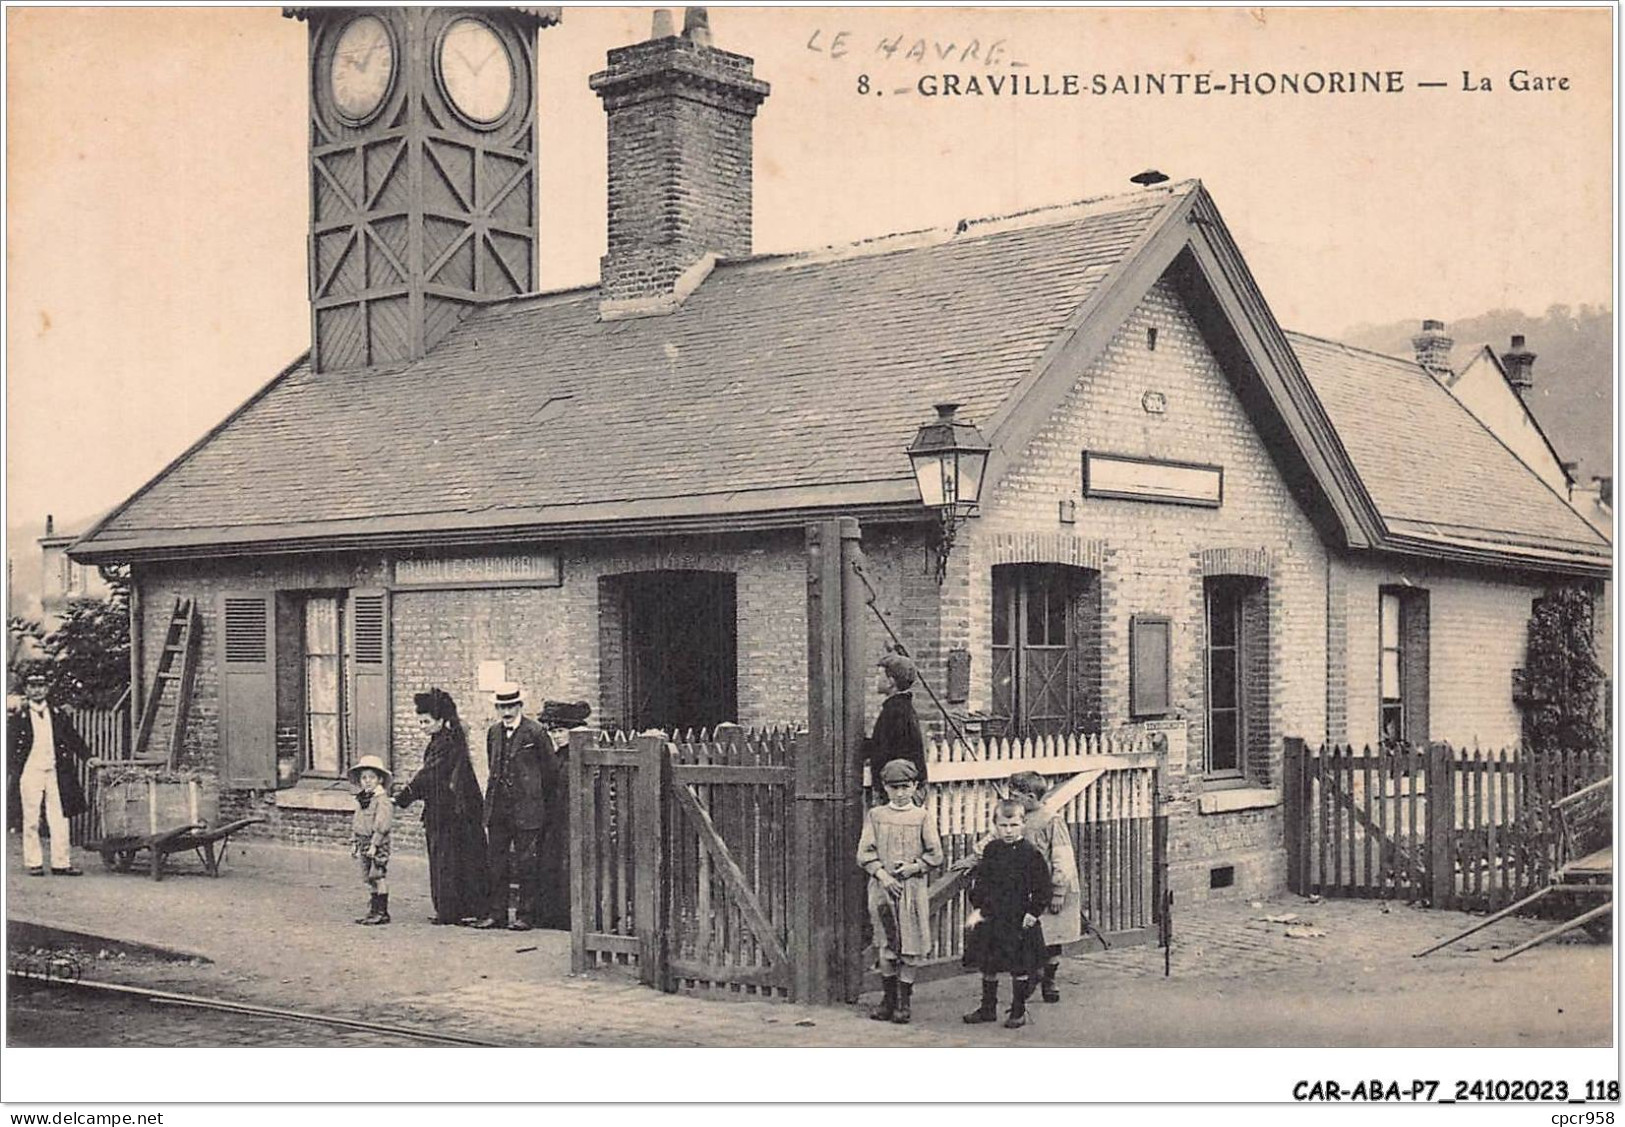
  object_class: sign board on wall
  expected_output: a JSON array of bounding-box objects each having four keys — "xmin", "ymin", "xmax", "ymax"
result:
[
  {"xmin": 1083, "ymin": 452, "xmax": 1223, "ymax": 508},
  {"xmin": 393, "ymin": 553, "xmax": 562, "ymax": 589}
]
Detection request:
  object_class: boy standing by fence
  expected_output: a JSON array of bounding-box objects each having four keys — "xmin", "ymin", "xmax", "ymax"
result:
[{"xmin": 857, "ymin": 759, "xmax": 943, "ymax": 1024}]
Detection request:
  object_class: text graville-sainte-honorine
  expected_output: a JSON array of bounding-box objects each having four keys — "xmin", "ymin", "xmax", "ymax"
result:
[{"xmin": 908, "ymin": 69, "xmax": 1571, "ymax": 96}]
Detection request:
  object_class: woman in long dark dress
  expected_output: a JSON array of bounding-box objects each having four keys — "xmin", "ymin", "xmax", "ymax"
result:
[{"xmin": 394, "ymin": 689, "xmax": 489, "ymax": 925}]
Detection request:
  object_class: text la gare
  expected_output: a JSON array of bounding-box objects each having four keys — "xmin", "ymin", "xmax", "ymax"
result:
[{"xmin": 1461, "ymin": 69, "xmax": 1571, "ymax": 91}]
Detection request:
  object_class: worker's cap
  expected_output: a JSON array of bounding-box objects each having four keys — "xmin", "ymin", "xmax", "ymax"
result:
[
  {"xmin": 877, "ymin": 652, "xmax": 916, "ymax": 689},
  {"xmin": 879, "ymin": 759, "xmax": 920, "ymax": 784}
]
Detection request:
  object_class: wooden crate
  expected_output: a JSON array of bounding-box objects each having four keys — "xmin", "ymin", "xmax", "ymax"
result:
[{"xmin": 99, "ymin": 777, "xmax": 219, "ymax": 839}]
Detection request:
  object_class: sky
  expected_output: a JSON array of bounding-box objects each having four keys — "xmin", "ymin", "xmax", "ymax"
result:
[{"xmin": 5, "ymin": 4, "xmax": 1615, "ymax": 532}]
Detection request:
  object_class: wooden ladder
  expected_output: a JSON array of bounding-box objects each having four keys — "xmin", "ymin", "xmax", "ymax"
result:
[{"xmin": 132, "ymin": 598, "xmax": 201, "ymax": 768}]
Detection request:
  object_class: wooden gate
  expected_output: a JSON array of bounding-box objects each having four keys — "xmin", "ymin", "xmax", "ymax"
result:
[
  {"xmin": 1284, "ymin": 738, "xmax": 1607, "ymax": 911},
  {"xmin": 569, "ymin": 727, "xmax": 795, "ymax": 999},
  {"xmin": 865, "ymin": 732, "xmax": 1165, "ymax": 986}
]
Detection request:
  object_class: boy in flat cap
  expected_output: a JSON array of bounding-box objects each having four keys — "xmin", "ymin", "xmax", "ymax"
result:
[
  {"xmin": 856, "ymin": 758, "xmax": 943, "ymax": 1024},
  {"xmin": 863, "ymin": 651, "xmax": 928, "ymax": 789}
]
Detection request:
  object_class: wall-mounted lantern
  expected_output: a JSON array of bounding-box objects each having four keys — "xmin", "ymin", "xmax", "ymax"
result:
[{"xmin": 906, "ymin": 403, "xmax": 991, "ymax": 583}]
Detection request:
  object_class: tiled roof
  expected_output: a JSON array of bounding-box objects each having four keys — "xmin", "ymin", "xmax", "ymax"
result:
[
  {"xmin": 1289, "ymin": 332, "xmax": 1608, "ymax": 552},
  {"xmin": 87, "ymin": 187, "xmax": 1180, "ymax": 543},
  {"xmin": 77, "ymin": 177, "xmax": 1608, "ymax": 576}
]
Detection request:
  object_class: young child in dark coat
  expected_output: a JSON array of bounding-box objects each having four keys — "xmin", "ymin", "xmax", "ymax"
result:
[{"xmin": 962, "ymin": 798, "xmax": 1051, "ymax": 1028}]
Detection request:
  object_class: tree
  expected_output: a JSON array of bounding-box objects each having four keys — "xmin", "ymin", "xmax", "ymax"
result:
[
  {"xmin": 35, "ymin": 567, "xmax": 131, "ymax": 709},
  {"xmin": 1518, "ymin": 586, "xmax": 1605, "ymax": 754},
  {"xmin": 7, "ymin": 615, "xmax": 47, "ymax": 691}
]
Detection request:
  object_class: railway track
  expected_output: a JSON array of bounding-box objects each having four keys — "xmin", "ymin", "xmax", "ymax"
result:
[{"xmin": 7, "ymin": 969, "xmax": 504, "ymax": 1047}]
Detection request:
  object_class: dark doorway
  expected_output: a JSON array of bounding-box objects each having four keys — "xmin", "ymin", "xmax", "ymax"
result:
[{"xmin": 621, "ymin": 570, "xmax": 738, "ymax": 733}]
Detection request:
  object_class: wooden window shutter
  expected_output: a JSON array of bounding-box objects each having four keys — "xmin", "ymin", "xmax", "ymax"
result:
[
  {"xmin": 348, "ymin": 588, "xmax": 391, "ymax": 766},
  {"xmin": 1130, "ymin": 614, "xmax": 1171, "ymax": 718},
  {"xmin": 220, "ymin": 591, "xmax": 276, "ymax": 788}
]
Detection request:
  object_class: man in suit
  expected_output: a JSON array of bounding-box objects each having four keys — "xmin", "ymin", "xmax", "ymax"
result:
[
  {"xmin": 7, "ymin": 673, "xmax": 94, "ymax": 876},
  {"xmin": 471, "ymin": 682, "xmax": 558, "ymax": 931}
]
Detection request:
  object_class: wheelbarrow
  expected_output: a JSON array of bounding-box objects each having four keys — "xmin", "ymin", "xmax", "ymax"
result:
[
  {"xmin": 86, "ymin": 768, "xmax": 263, "ymax": 880},
  {"xmin": 87, "ymin": 817, "xmax": 266, "ymax": 881}
]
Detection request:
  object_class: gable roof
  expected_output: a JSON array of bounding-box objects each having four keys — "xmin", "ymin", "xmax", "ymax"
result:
[
  {"xmin": 74, "ymin": 181, "xmax": 1609, "ymax": 577},
  {"xmin": 1453, "ymin": 344, "xmax": 1574, "ymax": 490},
  {"xmin": 1290, "ymin": 333, "xmax": 1609, "ymax": 565}
]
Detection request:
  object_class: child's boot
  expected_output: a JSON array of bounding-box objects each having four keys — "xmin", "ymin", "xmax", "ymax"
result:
[
  {"xmin": 962, "ymin": 978, "xmax": 999, "ymax": 1023},
  {"xmin": 870, "ymin": 976, "xmax": 898, "ymax": 1022},
  {"xmin": 355, "ymin": 893, "xmax": 382, "ymax": 925},
  {"xmin": 1041, "ymin": 962, "xmax": 1061, "ymax": 1003},
  {"xmin": 1005, "ymin": 977, "xmax": 1030, "ymax": 1028},
  {"xmin": 365, "ymin": 893, "xmax": 390, "ymax": 925},
  {"xmin": 891, "ymin": 981, "xmax": 912, "ymax": 1024}
]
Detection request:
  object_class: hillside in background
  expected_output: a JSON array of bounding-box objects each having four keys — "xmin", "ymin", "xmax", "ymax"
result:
[{"xmin": 1340, "ymin": 306, "xmax": 1613, "ymax": 482}]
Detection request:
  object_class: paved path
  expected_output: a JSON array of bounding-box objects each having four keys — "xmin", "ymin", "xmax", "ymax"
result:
[{"xmin": 5, "ymin": 836, "xmax": 1611, "ymax": 1049}]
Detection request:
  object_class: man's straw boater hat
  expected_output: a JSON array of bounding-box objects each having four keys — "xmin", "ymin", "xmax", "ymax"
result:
[{"xmin": 494, "ymin": 682, "xmax": 524, "ymax": 707}]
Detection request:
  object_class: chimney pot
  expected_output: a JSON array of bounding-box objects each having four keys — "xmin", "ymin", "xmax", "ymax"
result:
[
  {"xmin": 1411, "ymin": 319, "xmax": 1454, "ymax": 379},
  {"xmin": 682, "ymin": 7, "xmax": 713, "ymax": 47},
  {"xmin": 45, "ymin": 514, "xmax": 53, "ymax": 536},
  {"xmin": 650, "ymin": 9, "xmax": 675, "ymax": 39}
]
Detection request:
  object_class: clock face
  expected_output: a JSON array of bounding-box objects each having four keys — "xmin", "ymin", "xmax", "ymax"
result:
[
  {"xmin": 330, "ymin": 15, "xmax": 394, "ymax": 123},
  {"xmin": 439, "ymin": 18, "xmax": 513, "ymax": 124}
]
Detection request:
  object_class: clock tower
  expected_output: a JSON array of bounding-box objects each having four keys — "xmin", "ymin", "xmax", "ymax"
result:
[{"xmin": 286, "ymin": 7, "xmax": 560, "ymax": 372}]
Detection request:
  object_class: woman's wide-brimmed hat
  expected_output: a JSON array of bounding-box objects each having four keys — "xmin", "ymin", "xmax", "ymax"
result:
[{"xmin": 348, "ymin": 754, "xmax": 393, "ymax": 788}]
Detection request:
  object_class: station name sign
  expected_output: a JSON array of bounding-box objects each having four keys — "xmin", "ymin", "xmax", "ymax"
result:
[
  {"xmin": 1083, "ymin": 452, "xmax": 1223, "ymax": 508},
  {"xmin": 394, "ymin": 552, "xmax": 562, "ymax": 589}
]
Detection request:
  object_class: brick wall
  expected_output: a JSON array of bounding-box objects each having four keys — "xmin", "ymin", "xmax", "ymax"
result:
[
  {"xmin": 131, "ymin": 527, "xmax": 931, "ymax": 851},
  {"xmin": 1331, "ymin": 556, "xmax": 1546, "ymax": 751},
  {"xmin": 953, "ymin": 278, "xmax": 1330, "ymax": 900}
]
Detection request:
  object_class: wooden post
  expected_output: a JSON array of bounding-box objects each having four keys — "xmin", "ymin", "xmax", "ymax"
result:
[
  {"xmin": 568, "ymin": 728, "xmax": 594, "ymax": 973},
  {"xmin": 792, "ymin": 517, "xmax": 867, "ymax": 1005},
  {"xmin": 836, "ymin": 517, "xmax": 867, "ymax": 1002},
  {"xmin": 1282, "ymin": 737, "xmax": 1304, "ymax": 895},
  {"xmin": 633, "ymin": 733, "xmax": 670, "ymax": 990},
  {"xmin": 1427, "ymin": 741, "xmax": 1454, "ymax": 910}
]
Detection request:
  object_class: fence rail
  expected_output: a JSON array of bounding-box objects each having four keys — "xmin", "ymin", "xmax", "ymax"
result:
[
  {"xmin": 1284, "ymin": 739, "xmax": 1608, "ymax": 912},
  {"xmin": 66, "ymin": 703, "xmax": 131, "ymax": 847}
]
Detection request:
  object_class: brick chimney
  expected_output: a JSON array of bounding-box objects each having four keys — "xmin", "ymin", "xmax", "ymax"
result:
[
  {"xmin": 590, "ymin": 8, "xmax": 770, "ymax": 314},
  {"xmin": 1501, "ymin": 333, "xmax": 1537, "ymax": 398},
  {"xmin": 1411, "ymin": 319, "xmax": 1454, "ymax": 379}
]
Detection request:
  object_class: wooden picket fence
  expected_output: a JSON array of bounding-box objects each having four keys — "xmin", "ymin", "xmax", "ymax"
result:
[
  {"xmin": 570, "ymin": 725, "xmax": 1165, "ymax": 1001},
  {"xmin": 1284, "ymin": 738, "xmax": 1608, "ymax": 911},
  {"xmin": 886, "ymin": 730, "xmax": 1165, "ymax": 983},
  {"xmin": 66, "ymin": 698, "xmax": 131, "ymax": 847}
]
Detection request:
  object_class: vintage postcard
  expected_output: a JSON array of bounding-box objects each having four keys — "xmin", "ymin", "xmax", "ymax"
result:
[{"xmin": 3, "ymin": 3, "xmax": 1616, "ymax": 1112}]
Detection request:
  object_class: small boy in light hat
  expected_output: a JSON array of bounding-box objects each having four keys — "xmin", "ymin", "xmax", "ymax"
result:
[
  {"xmin": 856, "ymin": 757, "xmax": 943, "ymax": 1024},
  {"xmin": 349, "ymin": 755, "xmax": 394, "ymax": 925}
]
